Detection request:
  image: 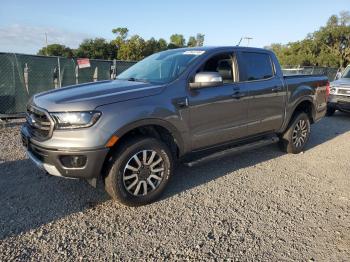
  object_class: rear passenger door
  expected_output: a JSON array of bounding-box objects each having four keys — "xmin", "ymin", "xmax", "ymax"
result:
[{"xmin": 238, "ymin": 51, "xmax": 285, "ymax": 136}]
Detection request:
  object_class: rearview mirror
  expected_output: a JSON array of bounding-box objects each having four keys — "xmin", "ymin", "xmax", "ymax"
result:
[{"xmin": 189, "ymin": 72, "xmax": 223, "ymax": 89}]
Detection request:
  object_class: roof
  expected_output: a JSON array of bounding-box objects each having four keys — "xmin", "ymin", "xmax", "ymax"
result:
[{"xmin": 166, "ymin": 46, "xmax": 270, "ymax": 53}]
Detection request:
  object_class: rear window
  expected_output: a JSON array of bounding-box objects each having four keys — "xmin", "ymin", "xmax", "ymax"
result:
[{"xmin": 241, "ymin": 52, "xmax": 274, "ymax": 81}]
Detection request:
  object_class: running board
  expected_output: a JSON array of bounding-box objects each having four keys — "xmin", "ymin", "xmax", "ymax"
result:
[{"xmin": 184, "ymin": 136, "xmax": 279, "ymax": 167}]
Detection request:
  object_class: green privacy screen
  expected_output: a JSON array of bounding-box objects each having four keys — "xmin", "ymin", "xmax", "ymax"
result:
[{"xmin": 0, "ymin": 53, "xmax": 136, "ymax": 116}]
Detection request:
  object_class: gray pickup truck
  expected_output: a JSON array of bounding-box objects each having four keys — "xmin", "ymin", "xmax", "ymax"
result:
[
  {"xmin": 21, "ymin": 47, "xmax": 329, "ymax": 206},
  {"xmin": 327, "ymin": 65, "xmax": 350, "ymax": 116}
]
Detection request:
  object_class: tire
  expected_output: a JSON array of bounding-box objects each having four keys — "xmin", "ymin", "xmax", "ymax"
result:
[
  {"xmin": 104, "ymin": 137, "xmax": 173, "ymax": 206},
  {"xmin": 326, "ymin": 106, "xmax": 336, "ymax": 116},
  {"xmin": 279, "ymin": 112, "xmax": 311, "ymax": 154}
]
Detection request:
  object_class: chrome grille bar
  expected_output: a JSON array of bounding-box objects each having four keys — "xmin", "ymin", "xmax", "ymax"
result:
[{"xmin": 26, "ymin": 104, "xmax": 54, "ymax": 140}]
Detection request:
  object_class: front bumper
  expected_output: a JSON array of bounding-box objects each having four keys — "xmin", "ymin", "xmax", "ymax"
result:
[
  {"xmin": 328, "ymin": 94, "xmax": 350, "ymax": 112},
  {"xmin": 21, "ymin": 124, "xmax": 109, "ymax": 179}
]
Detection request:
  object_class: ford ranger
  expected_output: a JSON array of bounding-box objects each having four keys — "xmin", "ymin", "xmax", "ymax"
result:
[{"xmin": 21, "ymin": 47, "xmax": 329, "ymax": 206}]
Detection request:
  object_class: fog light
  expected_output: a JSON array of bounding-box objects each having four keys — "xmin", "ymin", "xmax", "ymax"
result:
[{"xmin": 60, "ymin": 155, "xmax": 87, "ymax": 168}]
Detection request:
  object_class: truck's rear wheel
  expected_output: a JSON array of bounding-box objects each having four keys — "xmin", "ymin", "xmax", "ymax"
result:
[
  {"xmin": 279, "ymin": 112, "xmax": 311, "ymax": 154},
  {"xmin": 104, "ymin": 137, "xmax": 173, "ymax": 206}
]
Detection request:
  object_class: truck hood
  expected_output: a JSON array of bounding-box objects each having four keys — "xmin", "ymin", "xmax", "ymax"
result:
[
  {"xmin": 33, "ymin": 80, "xmax": 164, "ymax": 111},
  {"xmin": 331, "ymin": 78, "xmax": 350, "ymax": 87}
]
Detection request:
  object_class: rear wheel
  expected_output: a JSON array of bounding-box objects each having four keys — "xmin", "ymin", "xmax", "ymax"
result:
[
  {"xmin": 104, "ymin": 137, "xmax": 173, "ymax": 206},
  {"xmin": 279, "ymin": 112, "xmax": 311, "ymax": 154}
]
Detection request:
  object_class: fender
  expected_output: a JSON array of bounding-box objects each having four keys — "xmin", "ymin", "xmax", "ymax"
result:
[
  {"xmin": 290, "ymin": 85, "xmax": 315, "ymax": 103},
  {"xmin": 279, "ymin": 85, "xmax": 316, "ymax": 133},
  {"xmin": 112, "ymin": 118, "xmax": 187, "ymax": 156}
]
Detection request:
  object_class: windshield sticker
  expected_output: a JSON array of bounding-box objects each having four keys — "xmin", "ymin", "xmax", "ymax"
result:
[{"xmin": 183, "ymin": 50, "xmax": 205, "ymax": 55}]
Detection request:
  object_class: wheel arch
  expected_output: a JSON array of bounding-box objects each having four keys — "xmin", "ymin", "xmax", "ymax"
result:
[
  {"xmin": 291, "ymin": 98, "xmax": 316, "ymax": 123},
  {"xmin": 105, "ymin": 118, "xmax": 185, "ymax": 162},
  {"xmin": 280, "ymin": 97, "xmax": 316, "ymax": 133}
]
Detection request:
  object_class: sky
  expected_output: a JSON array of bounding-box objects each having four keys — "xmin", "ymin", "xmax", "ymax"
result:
[{"xmin": 0, "ymin": 0, "xmax": 349, "ymax": 54}]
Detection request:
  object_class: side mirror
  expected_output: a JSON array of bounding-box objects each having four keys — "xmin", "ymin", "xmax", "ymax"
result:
[{"xmin": 189, "ymin": 72, "xmax": 223, "ymax": 89}]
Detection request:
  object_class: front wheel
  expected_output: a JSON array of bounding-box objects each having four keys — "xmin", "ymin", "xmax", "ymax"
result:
[
  {"xmin": 279, "ymin": 112, "xmax": 311, "ymax": 154},
  {"xmin": 104, "ymin": 137, "xmax": 173, "ymax": 206}
]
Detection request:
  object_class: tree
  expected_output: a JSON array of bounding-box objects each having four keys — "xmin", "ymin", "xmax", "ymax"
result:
[
  {"xmin": 112, "ymin": 27, "xmax": 129, "ymax": 42},
  {"xmin": 111, "ymin": 27, "xmax": 129, "ymax": 58},
  {"xmin": 196, "ymin": 33, "xmax": 205, "ymax": 46},
  {"xmin": 187, "ymin": 36, "xmax": 197, "ymax": 47},
  {"xmin": 169, "ymin": 34, "xmax": 186, "ymax": 48},
  {"xmin": 158, "ymin": 38, "xmax": 168, "ymax": 51},
  {"xmin": 117, "ymin": 35, "xmax": 146, "ymax": 60},
  {"xmin": 339, "ymin": 11, "xmax": 350, "ymax": 26},
  {"xmin": 37, "ymin": 44, "xmax": 73, "ymax": 57},
  {"xmin": 37, "ymin": 27, "xmax": 206, "ymax": 61},
  {"xmin": 144, "ymin": 37, "xmax": 160, "ymax": 57},
  {"xmin": 327, "ymin": 15, "xmax": 339, "ymax": 27},
  {"xmin": 270, "ymin": 11, "xmax": 350, "ymax": 68},
  {"xmin": 187, "ymin": 33, "xmax": 205, "ymax": 47},
  {"xmin": 75, "ymin": 38, "xmax": 117, "ymax": 59}
]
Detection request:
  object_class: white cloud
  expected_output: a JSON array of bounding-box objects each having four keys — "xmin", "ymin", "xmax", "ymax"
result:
[{"xmin": 0, "ymin": 24, "xmax": 92, "ymax": 54}]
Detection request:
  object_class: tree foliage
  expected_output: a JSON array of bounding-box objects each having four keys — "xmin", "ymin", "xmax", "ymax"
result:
[
  {"xmin": 187, "ymin": 33, "xmax": 205, "ymax": 47},
  {"xmin": 269, "ymin": 11, "xmax": 350, "ymax": 68},
  {"xmin": 169, "ymin": 34, "xmax": 186, "ymax": 48},
  {"xmin": 75, "ymin": 38, "xmax": 117, "ymax": 60},
  {"xmin": 37, "ymin": 28, "xmax": 205, "ymax": 61},
  {"xmin": 37, "ymin": 44, "xmax": 73, "ymax": 57}
]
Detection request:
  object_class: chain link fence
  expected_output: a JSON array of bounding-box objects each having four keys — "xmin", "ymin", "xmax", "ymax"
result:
[
  {"xmin": 0, "ymin": 53, "xmax": 136, "ymax": 118},
  {"xmin": 282, "ymin": 66, "xmax": 338, "ymax": 81}
]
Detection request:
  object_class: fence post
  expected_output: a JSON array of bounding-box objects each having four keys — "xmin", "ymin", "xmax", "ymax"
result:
[
  {"xmin": 75, "ymin": 65, "xmax": 79, "ymax": 84},
  {"xmin": 113, "ymin": 59, "xmax": 117, "ymax": 79},
  {"xmin": 93, "ymin": 67, "xmax": 98, "ymax": 82},
  {"xmin": 57, "ymin": 57, "xmax": 62, "ymax": 88},
  {"xmin": 24, "ymin": 63, "xmax": 29, "ymax": 94}
]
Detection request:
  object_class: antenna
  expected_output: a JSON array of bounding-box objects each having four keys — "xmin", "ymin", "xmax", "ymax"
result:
[{"xmin": 237, "ymin": 36, "xmax": 253, "ymax": 46}]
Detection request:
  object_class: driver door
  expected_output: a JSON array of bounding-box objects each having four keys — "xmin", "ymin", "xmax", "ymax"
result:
[{"xmin": 187, "ymin": 52, "xmax": 249, "ymax": 150}]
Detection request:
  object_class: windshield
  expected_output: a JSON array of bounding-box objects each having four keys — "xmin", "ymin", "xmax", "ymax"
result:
[
  {"xmin": 341, "ymin": 66, "xmax": 350, "ymax": 79},
  {"xmin": 117, "ymin": 49, "xmax": 205, "ymax": 84}
]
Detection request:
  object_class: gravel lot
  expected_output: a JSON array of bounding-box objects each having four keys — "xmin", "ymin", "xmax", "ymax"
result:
[{"xmin": 0, "ymin": 113, "xmax": 350, "ymax": 261}]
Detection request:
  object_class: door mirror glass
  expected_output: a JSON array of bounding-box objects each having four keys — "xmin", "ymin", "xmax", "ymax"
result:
[{"xmin": 189, "ymin": 72, "xmax": 223, "ymax": 89}]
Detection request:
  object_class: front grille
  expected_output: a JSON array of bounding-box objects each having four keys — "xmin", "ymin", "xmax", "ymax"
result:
[{"xmin": 26, "ymin": 104, "xmax": 53, "ymax": 140}]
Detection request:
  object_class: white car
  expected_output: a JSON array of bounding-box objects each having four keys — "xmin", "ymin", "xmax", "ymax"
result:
[{"xmin": 327, "ymin": 65, "xmax": 350, "ymax": 116}]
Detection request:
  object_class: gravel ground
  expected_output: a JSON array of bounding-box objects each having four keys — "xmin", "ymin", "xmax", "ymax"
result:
[{"xmin": 0, "ymin": 113, "xmax": 350, "ymax": 261}]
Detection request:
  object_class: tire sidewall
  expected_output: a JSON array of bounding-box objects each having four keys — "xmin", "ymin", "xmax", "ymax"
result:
[
  {"xmin": 106, "ymin": 138, "xmax": 172, "ymax": 206},
  {"xmin": 287, "ymin": 113, "xmax": 311, "ymax": 153}
]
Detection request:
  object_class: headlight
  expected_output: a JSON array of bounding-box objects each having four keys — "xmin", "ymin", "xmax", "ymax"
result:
[
  {"xmin": 330, "ymin": 87, "xmax": 337, "ymax": 94},
  {"xmin": 50, "ymin": 111, "xmax": 101, "ymax": 130}
]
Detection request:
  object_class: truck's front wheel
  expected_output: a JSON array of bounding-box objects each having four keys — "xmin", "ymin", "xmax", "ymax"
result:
[
  {"xmin": 104, "ymin": 137, "xmax": 173, "ymax": 206},
  {"xmin": 279, "ymin": 112, "xmax": 311, "ymax": 154}
]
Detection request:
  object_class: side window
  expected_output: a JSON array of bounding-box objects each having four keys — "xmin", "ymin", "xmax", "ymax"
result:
[
  {"xmin": 241, "ymin": 52, "xmax": 274, "ymax": 81},
  {"xmin": 198, "ymin": 53, "xmax": 236, "ymax": 83}
]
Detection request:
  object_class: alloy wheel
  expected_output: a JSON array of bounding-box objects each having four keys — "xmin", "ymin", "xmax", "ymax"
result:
[
  {"xmin": 292, "ymin": 119, "xmax": 308, "ymax": 148},
  {"xmin": 122, "ymin": 150, "xmax": 165, "ymax": 196}
]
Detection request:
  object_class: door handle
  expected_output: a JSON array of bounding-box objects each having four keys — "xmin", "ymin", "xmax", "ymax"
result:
[
  {"xmin": 272, "ymin": 86, "xmax": 282, "ymax": 92},
  {"xmin": 232, "ymin": 91, "xmax": 245, "ymax": 99}
]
